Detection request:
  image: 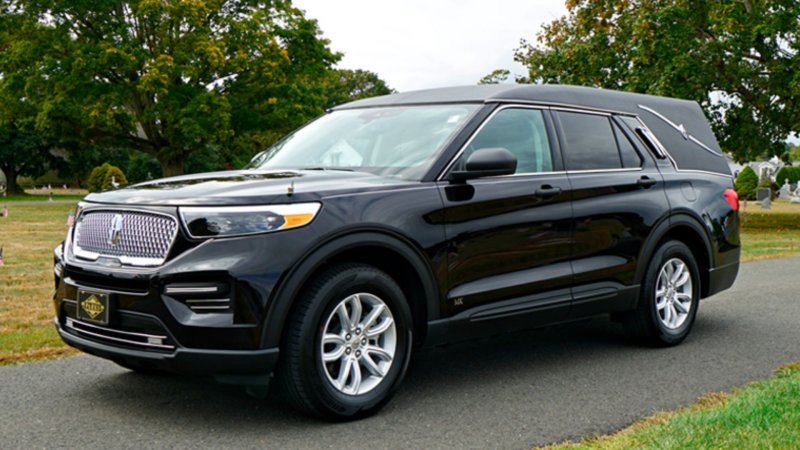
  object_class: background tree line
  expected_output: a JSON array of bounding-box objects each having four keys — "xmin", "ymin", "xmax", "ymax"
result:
[
  {"xmin": 485, "ymin": 0, "xmax": 799, "ymax": 163},
  {"xmin": 0, "ymin": 0, "xmax": 392, "ymax": 194}
]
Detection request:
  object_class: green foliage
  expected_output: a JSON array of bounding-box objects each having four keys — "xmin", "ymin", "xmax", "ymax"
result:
[
  {"xmin": 735, "ymin": 166, "xmax": 759, "ymax": 200},
  {"xmin": 101, "ymin": 166, "xmax": 128, "ymax": 191},
  {"xmin": 478, "ymin": 69, "xmax": 511, "ymax": 85},
  {"xmin": 775, "ymin": 166, "xmax": 800, "ymax": 186},
  {"xmin": 126, "ymin": 152, "xmax": 162, "ymax": 184},
  {"xmin": 0, "ymin": 129, "xmax": 53, "ymax": 195},
  {"xmin": 323, "ymin": 69, "xmax": 394, "ymax": 109},
  {"xmin": 517, "ymin": 0, "xmax": 800, "ymax": 162},
  {"xmin": 86, "ymin": 163, "xmax": 127, "ymax": 192},
  {"xmin": 789, "ymin": 144, "xmax": 800, "ymax": 162},
  {"xmin": 7, "ymin": 0, "xmax": 342, "ymax": 177},
  {"xmin": 184, "ymin": 145, "xmax": 226, "ymax": 174}
]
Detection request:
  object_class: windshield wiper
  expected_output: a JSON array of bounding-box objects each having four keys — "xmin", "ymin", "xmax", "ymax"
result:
[{"xmin": 299, "ymin": 167, "xmax": 355, "ymax": 172}]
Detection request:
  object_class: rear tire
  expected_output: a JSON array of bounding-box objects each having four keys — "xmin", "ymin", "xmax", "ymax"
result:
[
  {"xmin": 624, "ymin": 240, "xmax": 700, "ymax": 347},
  {"xmin": 277, "ymin": 263, "xmax": 412, "ymax": 421}
]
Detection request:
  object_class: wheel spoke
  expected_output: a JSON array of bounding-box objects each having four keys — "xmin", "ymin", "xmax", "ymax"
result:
[
  {"xmin": 663, "ymin": 301, "xmax": 672, "ymax": 325},
  {"xmin": 366, "ymin": 345, "xmax": 393, "ymax": 362},
  {"xmin": 366, "ymin": 316, "xmax": 394, "ymax": 337},
  {"xmin": 360, "ymin": 304, "xmax": 385, "ymax": 330},
  {"xmin": 655, "ymin": 293, "xmax": 667, "ymax": 310},
  {"xmin": 670, "ymin": 303, "xmax": 680, "ymax": 327},
  {"xmin": 664, "ymin": 263, "xmax": 674, "ymax": 283},
  {"xmin": 674, "ymin": 270, "xmax": 690, "ymax": 288},
  {"xmin": 349, "ymin": 359, "xmax": 362, "ymax": 394},
  {"xmin": 335, "ymin": 302, "xmax": 352, "ymax": 331},
  {"xmin": 348, "ymin": 294, "xmax": 363, "ymax": 329},
  {"xmin": 336, "ymin": 356, "xmax": 353, "ymax": 390},
  {"xmin": 670, "ymin": 262, "xmax": 685, "ymax": 284},
  {"xmin": 673, "ymin": 299, "xmax": 689, "ymax": 314},
  {"xmin": 322, "ymin": 333, "xmax": 346, "ymax": 362},
  {"xmin": 362, "ymin": 353, "xmax": 385, "ymax": 377}
]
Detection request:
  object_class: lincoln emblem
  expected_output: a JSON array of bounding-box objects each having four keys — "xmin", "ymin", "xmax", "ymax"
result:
[{"xmin": 109, "ymin": 214, "xmax": 124, "ymax": 246}]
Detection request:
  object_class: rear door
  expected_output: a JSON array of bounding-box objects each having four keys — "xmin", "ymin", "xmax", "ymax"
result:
[
  {"xmin": 553, "ymin": 109, "xmax": 670, "ymax": 317},
  {"xmin": 437, "ymin": 106, "xmax": 573, "ymax": 326}
]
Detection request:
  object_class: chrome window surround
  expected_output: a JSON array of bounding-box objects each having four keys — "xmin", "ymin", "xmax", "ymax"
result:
[
  {"xmin": 438, "ymin": 104, "xmax": 649, "ymax": 181},
  {"xmin": 71, "ymin": 208, "xmax": 179, "ymax": 268}
]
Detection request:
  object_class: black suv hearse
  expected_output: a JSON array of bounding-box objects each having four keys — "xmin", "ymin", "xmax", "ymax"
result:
[{"xmin": 53, "ymin": 85, "xmax": 740, "ymax": 420}]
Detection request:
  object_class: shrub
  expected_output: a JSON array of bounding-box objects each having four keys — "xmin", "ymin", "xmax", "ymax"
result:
[
  {"xmin": 775, "ymin": 166, "xmax": 800, "ymax": 187},
  {"xmin": 734, "ymin": 166, "xmax": 759, "ymax": 200},
  {"xmin": 86, "ymin": 163, "xmax": 128, "ymax": 192},
  {"xmin": 101, "ymin": 166, "xmax": 128, "ymax": 191}
]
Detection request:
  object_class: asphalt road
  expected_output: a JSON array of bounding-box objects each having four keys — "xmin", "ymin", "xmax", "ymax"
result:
[{"xmin": 2, "ymin": 257, "xmax": 800, "ymax": 449}]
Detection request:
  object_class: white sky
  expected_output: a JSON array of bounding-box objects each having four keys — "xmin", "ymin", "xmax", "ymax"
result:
[{"xmin": 293, "ymin": 0, "xmax": 568, "ymax": 92}]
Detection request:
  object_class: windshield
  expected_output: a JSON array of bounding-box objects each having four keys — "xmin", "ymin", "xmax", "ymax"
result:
[{"xmin": 247, "ymin": 104, "xmax": 479, "ymax": 181}]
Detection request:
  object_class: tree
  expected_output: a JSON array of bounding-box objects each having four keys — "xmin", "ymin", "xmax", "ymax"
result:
[
  {"xmin": 735, "ymin": 166, "xmax": 759, "ymax": 200},
  {"xmin": 323, "ymin": 69, "xmax": 394, "ymax": 109},
  {"xmin": 0, "ymin": 8, "xmax": 60, "ymax": 194},
  {"xmin": 0, "ymin": 129, "xmax": 52, "ymax": 195},
  {"xmin": 515, "ymin": 0, "xmax": 800, "ymax": 162},
  {"xmin": 16, "ymin": 0, "xmax": 341, "ymax": 177},
  {"xmin": 478, "ymin": 69, "xmax": 511, "ymax": 85}
]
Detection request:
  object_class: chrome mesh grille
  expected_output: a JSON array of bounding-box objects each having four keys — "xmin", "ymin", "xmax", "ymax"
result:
[{"xmin": 73, "ymin": 211, "xmax": 178, "ymax": 266}]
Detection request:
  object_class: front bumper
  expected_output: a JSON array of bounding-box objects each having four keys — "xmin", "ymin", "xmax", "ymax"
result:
[
  {"xmin": 52, "ymin": 214, "xmax": 320, "ymax": 376},
  {"xmin": 56, "ymin": 318, "xmax": 279, "ymax": 375}
]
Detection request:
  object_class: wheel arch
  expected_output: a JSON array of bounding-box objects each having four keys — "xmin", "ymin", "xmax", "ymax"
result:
[
  {"xmin": 636, "ymin": 213, "xmax": 714, "ymax": 300},
  {"xmin": 261, "ymin": 229, "xmax": 440, "ymax": 349}
]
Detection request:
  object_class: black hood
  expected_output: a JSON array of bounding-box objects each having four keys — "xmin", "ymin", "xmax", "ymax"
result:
[{"xmin": 84, "ymin": 170, "xmax": 416, "ymax": 206}]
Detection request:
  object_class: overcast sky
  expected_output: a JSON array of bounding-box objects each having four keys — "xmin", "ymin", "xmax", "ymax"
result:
[{"xmin": 292, "ymin": 0, "xmax": 568, "ymax": 92}]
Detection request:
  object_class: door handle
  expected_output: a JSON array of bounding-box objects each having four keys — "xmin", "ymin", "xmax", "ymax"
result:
[
  {"xmin": 637, "ymin": 176, "xmax": 657, "ymax": 188},
  {"xmin": 535, "ymin": 185, "xmax": 562, "ymax": 199}
]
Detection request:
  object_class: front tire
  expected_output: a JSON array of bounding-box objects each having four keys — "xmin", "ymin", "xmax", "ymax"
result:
[
  {"xmin": 624, "ymin": 240, "xmax": 700, "ymax": 347},
  {"xmin": 277, "ymin": 263, "xmax": 412, "ymax": 421}
]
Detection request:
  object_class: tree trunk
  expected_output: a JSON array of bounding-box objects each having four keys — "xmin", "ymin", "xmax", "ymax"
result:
[
  {"xmin": 1, "ymin": 167, "xmax": 23, "ymax": 196},
  {"xmin": 159, "ymin": 159, "xmax": 184, "ymax": 178}
]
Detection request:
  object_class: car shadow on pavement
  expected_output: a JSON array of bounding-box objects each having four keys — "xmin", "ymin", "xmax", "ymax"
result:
[{"xmin": 76, "ymin": 315, "xmax": 726, "ymax": 434}]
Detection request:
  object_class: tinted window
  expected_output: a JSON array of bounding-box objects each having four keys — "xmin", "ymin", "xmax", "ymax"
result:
[
  {"xmin": 559, "ymin": 112, "xmax": 621, "ymax": 170},
  {"xmin": 614, "ymin": 123, "xmax": 642, "ymax": 168},
  {"xmin": 462, "ymin": 108, "xmax": 553, "ymax": 174}
]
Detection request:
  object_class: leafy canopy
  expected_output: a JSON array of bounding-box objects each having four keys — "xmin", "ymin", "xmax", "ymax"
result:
[
  {"xmin": 13, "ymin": 0, "xmax": 341, "ymax": 176},
  {"xmin": 515, "ymin": 0, "xmax": 800, "ymax": 162}
]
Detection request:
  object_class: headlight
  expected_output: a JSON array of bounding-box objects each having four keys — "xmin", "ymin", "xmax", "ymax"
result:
[{"xmin": 179, "ymin": 203, "xmax": 322, "ymax": 238}]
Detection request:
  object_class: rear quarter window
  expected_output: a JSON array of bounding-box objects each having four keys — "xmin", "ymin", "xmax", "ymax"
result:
[{"xmin": 558, "ymin": 112, "xmax": 621, "ymax": 171}]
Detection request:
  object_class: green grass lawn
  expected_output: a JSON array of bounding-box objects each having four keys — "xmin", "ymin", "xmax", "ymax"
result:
[
  {"xmin": 2, "ymin": 188, "xmax": 87, "ymax": 203},
  {"xmin": 545, "ymin": 362, "xmax": 800, "ymax": 449},
  {"xmin": 0, "ymin": 203, "xmax": 80, "ymax": 365}
]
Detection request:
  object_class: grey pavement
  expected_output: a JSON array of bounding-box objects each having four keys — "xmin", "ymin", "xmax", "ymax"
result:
[{"xmin": 1, "ymin": 257, "xmax": 799, "ymax": 449}]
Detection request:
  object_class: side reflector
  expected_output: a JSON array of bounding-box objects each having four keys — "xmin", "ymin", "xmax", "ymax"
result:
[{"xmin": 724, "ymin": 189, "xmax": 739, "ymax": 211}]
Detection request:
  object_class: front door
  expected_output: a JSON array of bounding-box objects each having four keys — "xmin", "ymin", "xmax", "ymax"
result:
[{"xmin": 437, "ymin": 106, "xmax": 573, "ymax": 327}]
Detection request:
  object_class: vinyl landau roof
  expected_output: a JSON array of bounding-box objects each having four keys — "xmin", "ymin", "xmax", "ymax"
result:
[{"xmin": 336, "ymin": 85, "xmax": 731, "ymax": 175}]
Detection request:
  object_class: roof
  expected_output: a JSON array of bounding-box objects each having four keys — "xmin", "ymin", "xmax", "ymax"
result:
[{"xmin": 335, "ymin": 84, "xmax": 730, "ymax": 176}]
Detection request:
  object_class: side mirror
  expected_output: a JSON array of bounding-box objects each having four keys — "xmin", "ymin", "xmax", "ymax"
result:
[{"xmin": 450, "ymin": 147, "xmax": 517, "ymax": 182}]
